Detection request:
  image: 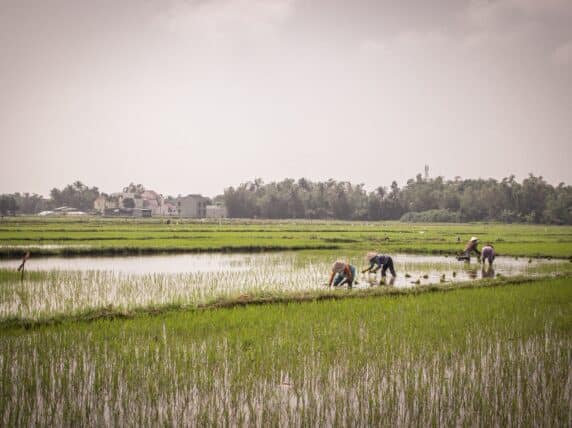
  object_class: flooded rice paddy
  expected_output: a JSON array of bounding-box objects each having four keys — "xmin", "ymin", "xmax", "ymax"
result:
[
  {"xmin": 0, "ymin": 251, "xmax": 559, "ymax": 281},
  {"xmin": 0, "ymin": 252, "xmax": 565, "ymax": 321}
]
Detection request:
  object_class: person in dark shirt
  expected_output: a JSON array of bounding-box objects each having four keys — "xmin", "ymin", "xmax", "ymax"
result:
[{"xmin": 362, "ymin": 252, "xmax": 396, "ymax": 278}]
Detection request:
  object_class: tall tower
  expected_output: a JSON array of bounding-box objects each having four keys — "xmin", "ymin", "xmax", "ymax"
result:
[{"xmin": 424, "ymin": 165, "xmax": 430, "ymax": 180}]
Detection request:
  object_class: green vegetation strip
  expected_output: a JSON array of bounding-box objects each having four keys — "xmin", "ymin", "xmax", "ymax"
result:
[
  {"xmin": 1, "ymin": 277, "xmax": 570, "ymax": 426},
  {"xmin": 2, "ymin": 273, "xmax": 569, "ymax": 330},
  {"xmin": 1, "ymin": 218, "xmax": 571, "ymax": 258},
  {"xmin": 0, "ymin": 244, "xmax": 340, "ymax": 258}
]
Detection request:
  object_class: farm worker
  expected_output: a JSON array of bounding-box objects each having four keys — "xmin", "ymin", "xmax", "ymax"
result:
[
  {"xmin": 481, "ymin": 244, "xmax": 495, "ymax": 267},
  {"xmin": 329, "ymin": 260, "xmax": 356, "ymax": 288},
  {"xmin": 459, "ymin": 237, "xmax": 481, "ymax": 261},
  {"xmin": 362, "ymin": 252, "xmax": 396, "ymax": 277}
]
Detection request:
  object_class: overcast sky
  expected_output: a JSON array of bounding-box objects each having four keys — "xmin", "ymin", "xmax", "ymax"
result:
[{"xmin": 1, "ymin": 0, "xmax": 571, "ymax": 197}]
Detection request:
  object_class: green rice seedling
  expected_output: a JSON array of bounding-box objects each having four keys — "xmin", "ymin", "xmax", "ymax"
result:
[
  {"xmin": 0, "ymin": 278, "xmax": 569, "ymax": 426},
  {"xmin": 2, "ymin": 219, "xmax": 571, "ymax": 258},
  {"xmin": 0, "ymin": 252, "xmax": 568, "ymax": 323}
]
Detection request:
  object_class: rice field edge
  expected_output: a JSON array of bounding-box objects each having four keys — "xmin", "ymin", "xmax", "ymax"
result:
[{"xmin": 2, "ymin": 273, "xmax": 570, "ymax": 331}]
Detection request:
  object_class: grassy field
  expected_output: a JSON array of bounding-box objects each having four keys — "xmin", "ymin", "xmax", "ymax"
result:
[
  {"xmin": 1, "ymin": 277, "xmax": 570, "ymax": 426},
  {"xmin": 1, "ymin": 218, "xmax": 570, "ymax": 425},
  {"xmin": 1, "ymin": 217, "xmax": 571, "ymax": 258}
]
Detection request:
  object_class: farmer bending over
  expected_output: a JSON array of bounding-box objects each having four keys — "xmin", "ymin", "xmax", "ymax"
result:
[
  {"xmin": 459, "ymin": 237, "xmax": 481, "ymax": 261},
  {"xmin": 481, "ymin": 244, "xmax": 495, "ymax": 267},
  {"xmin": 362, "ymin": 252, "xmax": 396, "ymax": 277},
  {"xmin": 329, "ymin": 261, "xmax": 356, "ymax": 288}
]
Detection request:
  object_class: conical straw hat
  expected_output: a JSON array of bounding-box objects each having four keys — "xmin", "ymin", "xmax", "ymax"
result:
[{"xmin": 332, "ymin": 260, "xmax": 346, "ymax": 273}]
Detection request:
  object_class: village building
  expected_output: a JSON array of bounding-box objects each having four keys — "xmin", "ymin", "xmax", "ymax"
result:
[
  {"xmin": 93, "ymin": 196, "xmax": 107, "ymax": 213},
  {"xmin": 39, "ymin": 206, "xmax": 87, "ymax": 216},
  {"xmin": 132, "ymin": 208, "xmax": 152, "ymax": 217},
  {"xmin": 177, "ymin": 195, "xmax": 208, "ymax": 218},
  {"xmin": 94, "ymin": 195, "xmax": 119, "ymax": 213},
  {"xmin": 159, "ymin": 202, "xmax": 178, "ymax": 216},
  {"xmin": 94, "ymin": 190, "xmax": 222, "ymax": 218},
  {"xmin": 94, "ymin": 189, "xmax": 170, "ymax": 216},
  {"xmin": 206, "ymin": 204, "xmax": 228, "ymax": 219}
]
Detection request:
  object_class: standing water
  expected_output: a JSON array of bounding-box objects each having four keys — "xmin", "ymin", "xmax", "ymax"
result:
[
  {"xmin": 0, "ymin": 252, "xmax": 564, "ymax": 320},
  {"xmin": 0, "ymin": 252, "xmax": 559, "ymax": 284}
]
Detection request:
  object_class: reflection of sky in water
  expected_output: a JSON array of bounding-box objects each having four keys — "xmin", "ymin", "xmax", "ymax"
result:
[
  {"xmin": 0, "ymin": 253, "xmax": 254, "ymax": 274},
  {"xmin": 0, "ymin": 252, "xmax": 561, "ymax": 288},
  {"xmin": 0, "ymin": 244, "xmax": 91, "ymax": 249}
]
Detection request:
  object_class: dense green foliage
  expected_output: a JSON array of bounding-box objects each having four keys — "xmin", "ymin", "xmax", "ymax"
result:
[
  {"xmin": 400, "ymin": 209, "xmax": 461, "ymax": 223},
  {"xmin": 1, "ymin": 277, "xmax": 570, "ymax": 425},
  {"xmin": 0, "ymin": 193, "xmax": 49, "ymax": 216},
  {"xmin": 0, "ymin": 181, "xmax": 100, "ymax": 215},
  {"xmin": 2, "ymin": 173, "xmax": 571, "ymax": 223},
  {"xmin": 49, "ymin": 181, "xmax": 101, "ymax": 212},
  {"xmin": 0, "ymin": 181, "xmax": 150, "ymax": 215},
  {"xmin": 224, "ymin": 174, "xmax": 572, "ymax": 224}
]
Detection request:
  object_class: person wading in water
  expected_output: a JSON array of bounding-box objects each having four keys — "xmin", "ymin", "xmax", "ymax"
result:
[
  {"xmin": 329, "ymin": 261, "xmax": 357, "ymax": 288},
  {"xmin": 362, "ymin": 252, "xmax": 396, "ymax": 282}
]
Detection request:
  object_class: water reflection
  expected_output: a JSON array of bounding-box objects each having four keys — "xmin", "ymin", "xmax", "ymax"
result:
[
  {"xmin": 363, "ymin": 274, "xmax": 396, "ymax": 287},
  {"xmin": 481, "ymin": 267, "xmax": 495, "ymax": 278},
  {"xmin": 464, "ymin": 265, "xmax": 479, "ymax": 279},
  {"xmin": 384, "ymin": 276, "xmax": 396, "ymax": 286},
  {"xmin": 0, "ymin": 252, "xmax": 558, "ymax": 289}
]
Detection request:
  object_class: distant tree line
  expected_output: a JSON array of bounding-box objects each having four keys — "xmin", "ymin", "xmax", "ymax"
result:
[
  {"xmin": 50, "ymin": 181, "xmax": 101, "ymax": 212},
  {"xmin": 1, "ymin": 175, "xmax": 571, "ymax": 224},
  {"xmin": 223, "ymin": 174, "xmax": 572, "ymax": 224},
  {"xmin": 0, "ymin": 181, "xmax": 100, "ymax": 216}
]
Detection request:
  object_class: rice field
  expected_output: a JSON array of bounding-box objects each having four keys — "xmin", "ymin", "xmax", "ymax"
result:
[
  {"xmin": 1, "ymin": 219, "xmax": 571, "ymax": 425},
  {"xmin": 1, "ymin": 252, "xmax": 568, "ymax": 323},
  {"xmin": 1, "ymin": 217, "xmax": 571, "ymax": 258},
  {"xmin": 1, "ymin": 278, "xmax": 570, "ymax": 426}
]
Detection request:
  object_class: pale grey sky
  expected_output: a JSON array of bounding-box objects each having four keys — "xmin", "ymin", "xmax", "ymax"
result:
[{"xmin": 1, "ymin": 0, "xmax": 571, "ymax": 197}]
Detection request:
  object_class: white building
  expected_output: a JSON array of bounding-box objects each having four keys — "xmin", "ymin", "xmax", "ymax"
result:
[
  {"xmin": 206, "ymin": 205, "xmax": 227, "ymax": 219},
  {"xmin": 177, "ymin": 195, "xmax": 208, "ymax": 218},
  {"xmin": 94, "ymin": 189, "xmax": 168, "ymax": 215},
  {"xmin": 93, "ymin": 196, "xmax": 107, "ymax": 213},
  {"xmin": 159, "ymin": 202, "xmax": 178, "ymax": 216}
]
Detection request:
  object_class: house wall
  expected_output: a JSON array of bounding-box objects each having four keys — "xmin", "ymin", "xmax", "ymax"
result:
[
  {"xmin": 94, "ymin": 197, "xmax": 106, "ymax": 212},
  {"xmin": 206, "ymin": 205, "xmax": 227, "ymax": 218},
  {"xmin": 178, "ymin": 196, "xmax": 207, "ymax": 218}
]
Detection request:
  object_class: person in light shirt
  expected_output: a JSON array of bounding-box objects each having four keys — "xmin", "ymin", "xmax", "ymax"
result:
[
  {"xmin": 481, "ymin": 244, "xmax": 495, "ymax": 267},
  {"xmin": 457, "ymin": 237, "xmax": 481, "ymax": 261},
  {"xmin": 329, "ymin": 260, "xmax": 357, "ymax": 288}
]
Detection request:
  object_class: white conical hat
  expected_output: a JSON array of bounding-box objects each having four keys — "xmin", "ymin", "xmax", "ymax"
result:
[
  {"xmin": 332, "ymin": 260, "xmax": 346, "ymax": 272},
  {"xmin": 470, "ymin": 236, "xmax": 478, "ymax": 242}
]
